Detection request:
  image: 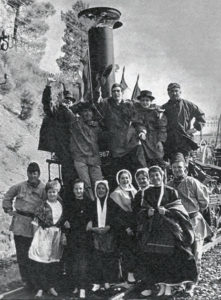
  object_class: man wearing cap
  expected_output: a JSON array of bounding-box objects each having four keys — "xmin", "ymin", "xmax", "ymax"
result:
[
  {"xmin": 2, "ymin": 162, "xmax": 45, "ymax": 289},
  {"xmin": 168, "ymin": 153, "xmax": 211, "ymax": 295},
  {"xmin": 38, "ymin": 77, "xmax": 77, "ymax": 203},
  {"xmin": 133, "ymin": 90, "xmax": 167, "ymax": 168},
  {"xmin": 162, "ymin": 83, "xmax": 206, "ymax": 159}
]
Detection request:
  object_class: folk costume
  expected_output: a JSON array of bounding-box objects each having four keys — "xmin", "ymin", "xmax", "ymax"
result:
[
  {"xmin": 29, "ymin": 198, "xmax": 64, "ymax": 292},
  {"xmin": 64, "ymin": 193, "xmax": 92, "ymax": 290},
  {"xmin": 137, "ymin": 178, "xmax": 197, "ymax": 289},
  {"xmin": 110, "ymin": 170, "xmax": 137, "ymax": 281},
  {"xmin": 90, "ymin": 180, "xmax": 119, "ymax": 286},
  {"xmin": 132, "ymin": 168, "xmax": 150, "ymax": 217}
]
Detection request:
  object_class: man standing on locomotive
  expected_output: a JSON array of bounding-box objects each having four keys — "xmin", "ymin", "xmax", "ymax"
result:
[
  {"xmin": 38, "ymin": 77, "xmax": 77, "ymax": 203},
  {"xmin": 96, "ymin": 83, "xmax": 146, "ymax": 185},
  {"xmin": 162, "ymin": 83, "xmax": 206, "ymax": 160}
]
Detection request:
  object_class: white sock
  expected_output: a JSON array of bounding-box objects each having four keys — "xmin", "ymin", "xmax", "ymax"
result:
[
  {"xmin": 128, "ymin": 272, "xmax": 136, "ymax": 282},
  {"xmin": 73, "ymin": 287, "xmax": 78, "ymax": 294},
  {"xmin": 79, "ymin": 289, "xmax": 85, "ymax": 298},
  {"xmin": 164, "ymin": 284, "xmax": 172, "ymax": 296}
]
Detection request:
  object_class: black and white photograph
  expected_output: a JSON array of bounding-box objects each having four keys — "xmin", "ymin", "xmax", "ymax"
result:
[{"xmin": 0, "ymin": 0, "xmax": 221, "ymax": 299}]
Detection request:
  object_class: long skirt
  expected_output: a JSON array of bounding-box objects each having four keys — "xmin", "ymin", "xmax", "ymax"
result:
[{"xmin": 137, "ymin": 247, "xmax": 197, "ymax": 287}]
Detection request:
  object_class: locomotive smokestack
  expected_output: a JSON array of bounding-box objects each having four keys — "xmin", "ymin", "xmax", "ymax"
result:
[{"xmin": 78, "ymin": 7, "xmax": 122, "ymax": 99}]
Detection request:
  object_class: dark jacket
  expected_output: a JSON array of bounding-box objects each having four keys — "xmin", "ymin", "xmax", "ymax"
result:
[
  {"xmin": 161, "ymin": 98, "xmax": 205, "ymax": 157},
  {"xmin": 97, "ymin": 98, "xmax": 139, "ymax": 158},
  {"xmin": 38, "ymin": 86, "xmax": 76, "ymax": 162},
  {"xmin": 64, "ymin": 194, "xmax": 92, "ymax": 252},
  {"xmin": 133, "ymin": 103, "xmax": 167, "ymax": 159}
]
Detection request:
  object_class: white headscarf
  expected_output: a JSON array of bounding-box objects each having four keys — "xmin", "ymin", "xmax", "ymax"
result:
[
  {"xmin": 116, "ymin": 169, "xmax": 135, "ymax": 192},
  {"xmin": 110, "ymin": 169, "xmax": 137, "ymax": 212},
  {"xmin": 94, "ymin": 180, "xmax": 109, "ymax": 228}
]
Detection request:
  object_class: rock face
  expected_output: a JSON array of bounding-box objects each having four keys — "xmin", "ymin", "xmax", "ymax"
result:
[
  {"xmin": 0, "ymin": 197, "xmax": 15, "ymax": 258},
  {"xmin": 0, "ymin": 95, "xmax": 49, "ymax": 192}
]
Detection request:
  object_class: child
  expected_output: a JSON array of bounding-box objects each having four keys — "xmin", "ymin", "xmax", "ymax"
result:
[
  {"xmin": 110, "ymin": 169, "xmax": 137, "ymax": 284},
  {"xmin": 137, "ymin": 166, "xmax": 197, "ymax": 297},
  {"xmin": 88, "ymin": 180, "xmax": 119, "ymax": 293},
  {"xmin": 64, "ymin": 179, "xmax": 92, "ymax": 299},
  {"xmin": 29, "ymin": 180, "xmax": 65, "ymax": 299}
]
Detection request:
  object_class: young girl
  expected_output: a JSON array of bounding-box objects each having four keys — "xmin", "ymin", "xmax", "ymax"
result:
[
  {"xmin": 64, "ymin": 179, "xmax": 92, "ymax": 299},
  {"xmin": 29, "ymin": 180, "xmax": 65, "ymax": 299},
  {"xmin": 132, "ymin": 168, "xmax": 150, "ymax": 216},
  {"xmin": 136, "ymin": 166, "xmax": 197, "ymax": 297},
  {"xmin": 110, "ymin": 169, "xmax": 137, "ymax": 284},
  {"xmin": 89, "ymin": 180, "xmax": 119, "ymax": 293}
]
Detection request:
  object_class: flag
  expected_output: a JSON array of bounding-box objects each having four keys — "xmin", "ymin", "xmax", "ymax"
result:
[
  {"xmin": 131, "ymin": 74, "xmax": 141, "ymax": 100},
  {"xmin": 81, "ymin": 49, "xmax": 92, "ymax": 101},
  {"xmin": 95, "ymin": 64, "xmax": 113, "ymax": 92},
  {"xmin": 120, "ymin": 66, "xmax": 128, "ymax": 92}
]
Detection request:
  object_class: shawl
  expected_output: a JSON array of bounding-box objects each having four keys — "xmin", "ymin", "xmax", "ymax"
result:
[
  {"xmin": 94, "ymin": 180, "xmax": 109, "ymax": 228},
  {"xmin": 111, "ymin": 169, "xmax": 137, "ymax": 212}
]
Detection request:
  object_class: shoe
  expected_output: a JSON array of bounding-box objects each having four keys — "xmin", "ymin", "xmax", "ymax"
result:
[
  {"xmin": 185, "ymin": 283, "xmax": 195, "ymax": 297},
  {"xmin": 104, "ymin": 283, "xmax": 110, "ymax": 290},
  {"xmin": 127, "ymin": 272, "xmax": 136, "ymax": 284},
  {"xmin": 48, "ymin": 287, "xmax": 58, "ymax": 297},
  {"xmin": 92, "ymin": 284, "xmax": 100, "ymax": 292},
  {"xmin": 35, "ymin": 290, "xmax": 43, "ymax": 298},
  {"xmin": 73, "ymin": 287, "xmax": 78, "ymax": 294},
  {"xmin": 141, "ymin": 289, "xmax": 152, "ymax": 296},
  {"xmin": 156, "ymin": 283, "xmax": 165, "ymax": 296}
]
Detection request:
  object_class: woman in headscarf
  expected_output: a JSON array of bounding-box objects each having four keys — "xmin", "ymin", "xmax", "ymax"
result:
[
  {"xmin": 88, "ymin": 180, "xmax": 119, "ymax": 293},
  {"xmin": 132, "ymin": 168, "xmax": 150, "ymax": 216},
  {"xmin": 110, "ymin": 169, "xmax": 137, "ymax": 284},
  {"xmin": 137, "ymin": 165, "xmax": 197, "ymax": 297}
]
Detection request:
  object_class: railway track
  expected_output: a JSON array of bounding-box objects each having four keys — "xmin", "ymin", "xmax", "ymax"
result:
[{"xmin": 1, "ymin": 229, "xmax": 221, "ymax": 300}]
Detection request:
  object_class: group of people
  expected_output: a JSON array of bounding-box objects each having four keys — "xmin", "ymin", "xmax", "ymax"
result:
[
  {"xmin": 38, "ymin": 79, "xmax": 206, "ymax": 203},
  {"xmin": 3, "ymin": 149, "xmax": 211, "ymax": 298},
  {"xmin": 2, "ymin": 80, "xmax": 211, "ymax": 299}
]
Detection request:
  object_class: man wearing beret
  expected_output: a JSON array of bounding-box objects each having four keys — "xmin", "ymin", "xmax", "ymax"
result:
[
  {"xmin": 2, "ymin": 162, "xmax": 46, "ymax": 289},
  {"xmin": 162, "ymin": 83, "xmax": 206, "ymax": 159}
]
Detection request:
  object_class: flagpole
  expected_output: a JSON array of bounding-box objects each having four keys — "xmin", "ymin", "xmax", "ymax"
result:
[{"xmin": 87, "ymin": 47, "xmax": 94, "ymax": 104}]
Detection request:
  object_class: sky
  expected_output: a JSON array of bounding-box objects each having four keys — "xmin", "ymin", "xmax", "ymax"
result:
[{"xmin": 39, "ymin": 0, "xmax": 221, "ymax": 117}]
